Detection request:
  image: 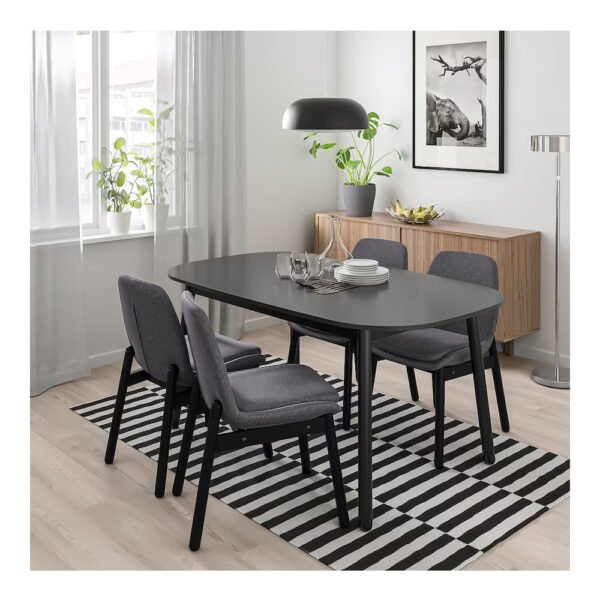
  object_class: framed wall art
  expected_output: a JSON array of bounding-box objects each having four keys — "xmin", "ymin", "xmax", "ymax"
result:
[{"xmin": 413, "ymin": 31, "xmax": 505, "ymax": 173}]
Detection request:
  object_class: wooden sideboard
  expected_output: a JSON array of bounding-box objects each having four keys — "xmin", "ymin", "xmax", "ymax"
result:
[{"xmin": 314, "ymin": 211, "xmax": 540, "ymax": 354}]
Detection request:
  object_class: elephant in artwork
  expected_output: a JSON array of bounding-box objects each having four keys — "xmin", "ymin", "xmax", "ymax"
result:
[{"xmin": 426, "ymin": 92, "xmax": 470, "ymax": 145}]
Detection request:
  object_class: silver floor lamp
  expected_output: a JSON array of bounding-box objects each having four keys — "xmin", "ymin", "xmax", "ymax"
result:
[{"xmin": 530, "ymin": 134, "xmax": 570, "ymax": 389}]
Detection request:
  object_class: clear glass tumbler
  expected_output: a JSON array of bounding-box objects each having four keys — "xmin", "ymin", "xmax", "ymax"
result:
[
  {"xmin": 290, "ymin": 251, "xmax": 309, "ymax": 282},
  {"xmin": 306, "ymin": 253, "xmax": 322, "ymax": 279},
  {"xmin": 275, "ymin": 253, "xmax": 292, "ymax": 279}
]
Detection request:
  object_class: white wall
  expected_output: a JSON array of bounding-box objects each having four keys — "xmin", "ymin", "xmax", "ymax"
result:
[{"xmin": 337, "ymin": 31, "xmax": 570, "ymax": 365}]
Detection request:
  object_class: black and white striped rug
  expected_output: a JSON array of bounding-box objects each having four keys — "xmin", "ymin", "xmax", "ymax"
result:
[{"xmin": 71, "ymin": 356, "xmax": 569, "ymax": 570}]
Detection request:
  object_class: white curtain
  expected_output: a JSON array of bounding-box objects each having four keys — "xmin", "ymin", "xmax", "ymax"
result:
[
  {"xmin": 30, "ymin": 32, "xmax": 89, "ymax": 395},
  {"xmin": 155, "ymin": 31, "xmax": 247, "ymax": 339}
]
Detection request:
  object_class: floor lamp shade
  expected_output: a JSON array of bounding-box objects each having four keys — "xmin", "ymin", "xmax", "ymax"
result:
[
  {"xmin": 530, "ymin": 134, "xmax": 570, "ymax": 389},
  {"xmin": 282, "ymin": 97, "xmax": 369, "ymax": 132}
]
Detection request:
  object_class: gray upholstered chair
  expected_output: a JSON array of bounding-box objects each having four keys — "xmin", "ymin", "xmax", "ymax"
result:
[
  {"xmin": 288, "ymin": 238, "xmax": 413, "ymax": 430},
  {"xmin": 104, "ymin": 276, "xmax": 264, "ymax": 499},
  {"xmin": 371, "ymin": 251, "xmax": 510, "ymax": 468},
  {"xmin": 174, "ymin": 291, "xmax": 349, "ymax": 551}
]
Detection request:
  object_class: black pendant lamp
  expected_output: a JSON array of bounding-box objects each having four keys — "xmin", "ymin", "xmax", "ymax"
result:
[{"xmin": 282, "ymin": 97, "xmax": 369, "ymax": 132}]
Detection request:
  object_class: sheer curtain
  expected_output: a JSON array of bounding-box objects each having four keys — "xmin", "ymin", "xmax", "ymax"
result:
[
  {"xmin": 155, "ymin": 31, "xmax": 247, "ymax": 339},
  {"xmin": 31, "ymin": 31, "xmax": 89, "ymax": 395}
]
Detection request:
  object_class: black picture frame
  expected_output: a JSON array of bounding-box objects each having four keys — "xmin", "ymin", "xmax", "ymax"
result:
[{"xmin": 412, "ymin": 31, "xmax": 505, "ymax": 173}]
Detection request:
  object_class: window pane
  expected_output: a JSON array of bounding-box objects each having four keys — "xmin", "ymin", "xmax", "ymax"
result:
[
  {"xmin": 75, "ymin": 32, "xmax": 93, "ymax": 225},
  {"xmin": 109, "ymin": 32, "xmax": 156, "ymax": 158}
]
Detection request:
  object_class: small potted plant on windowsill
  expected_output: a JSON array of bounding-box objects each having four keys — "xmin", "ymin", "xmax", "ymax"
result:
[
  {"xmin": 89, "ymin": 137, "xmax": 142, "ymax": 235},
  {"xmin": 305, "ymin": 112, "xmax": 401, "ymax": 217},
  {"xmin": 136, "ymin": 105, "xmax": 175, "ymax": 232}
]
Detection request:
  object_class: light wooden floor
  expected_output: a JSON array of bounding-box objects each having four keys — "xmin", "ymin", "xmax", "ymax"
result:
[{"xmin": 31, "ymin": 323, "xmax": 570, "ymax": 570}]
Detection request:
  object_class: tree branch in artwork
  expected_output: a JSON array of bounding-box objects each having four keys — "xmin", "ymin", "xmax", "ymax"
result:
[{"xmin": 431, "ymin": 55, "xmax": 487, "ymax": 83}]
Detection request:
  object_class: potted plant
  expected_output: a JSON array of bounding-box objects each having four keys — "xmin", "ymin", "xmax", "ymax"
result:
[
  {"xmin": 136, "ymin": 104, "xmax": 175, "ymax": 231},
  {"xmin": 305, "ymin": 112, "xmax": 401, "ymax": 217},
  {"xmin": 89, "ymin": 137, "xmax": 142, "ymax": 234}
]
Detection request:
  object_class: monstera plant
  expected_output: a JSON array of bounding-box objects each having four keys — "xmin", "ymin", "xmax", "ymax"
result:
[{"xmin": 305, "ymin": 111, "xmax": 402, "ymax": 217}]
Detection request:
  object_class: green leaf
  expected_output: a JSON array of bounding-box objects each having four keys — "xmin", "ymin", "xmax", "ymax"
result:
[
  {"xmin": 138, "ymin": 108, "xmax": 154, "ymax": 118},
  {"xmin": 303, "ymin": 132, "xmax": 318, "ymax": 141},
  {"xmin": 320, "ymin": 143, "xmax": 336, "ymax": 150},
  {"xmin": 116, "ymin": 171, "xmax": 126, "ymax": 187},
  {"xmin": 96, "ymin": 178, "xmax": 105, "ymax": 189},
  {"xmin": 130, "ymin": 200, "xmax": 142, "ymax": 209},
  {"xmin": 381, "ymin": 166, "xmax": 392, "ymax": 174},
  {"xmin": 347, "ymin": 159, "xmax": 361, "ymax": 169},
  {"xmin": 114, "ymin": 137, "xmax": 126, "ymax": 150},
  {"xmin": 91, "ymin": 157, "xmax": 102, "ymax": 171},
  {"xmin": 149, "ymin": 119, "xmax": 156, "ymax": 127},
  {"xmin": 120, "ymin": 152, "xmax": 129, "ymax": 167},
  {"xmin": 383, "ymin": 121, "xmax": 399, "ymax": 130},
  {"xmin": 119, "ymin": 190, "xmax": 129, "ymax": 202},
  {"xmin": 374, "ymin": 171, "xmax": 391, "ymax": 178},
  {"xmin": 309, "ymin": 140, "xmax": 320, "ymax": 158}
]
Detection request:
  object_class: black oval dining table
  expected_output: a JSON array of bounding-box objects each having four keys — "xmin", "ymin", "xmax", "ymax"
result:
[{"xmin": 169, "ymin": 252, "xmax": 504, "ymax": 531}]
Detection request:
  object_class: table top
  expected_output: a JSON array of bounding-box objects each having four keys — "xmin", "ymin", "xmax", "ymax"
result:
[{"xmin": 169, "ymin": 252, "xmax": 503, "ymax": 333}]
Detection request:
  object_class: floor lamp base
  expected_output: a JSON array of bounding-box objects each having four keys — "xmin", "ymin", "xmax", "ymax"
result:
[{"xmin": 532, "ymin": 366, "xmax": 570, "ymax": 389}]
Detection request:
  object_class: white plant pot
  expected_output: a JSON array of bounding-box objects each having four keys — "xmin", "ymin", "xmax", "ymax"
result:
[
  {"xmin": 107, "ymin": 211, "xmax": 132, "ymax": 235},
  {"xmin": 141, "ymin": 204, "xmax": 155, "ymax": 231},
  {"xmin": 141, "ymin": 203, "xmax": 169, "ymax": 232}
]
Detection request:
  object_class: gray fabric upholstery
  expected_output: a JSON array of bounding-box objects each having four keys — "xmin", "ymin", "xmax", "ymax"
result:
[
  {"xmin": 229, "ymin": 364, "xmax": 339, "ymax": 429},
  {"xmin": 372, "ymin": 251, "xmax": 499, "ymax": 370},
  {"xmin": 289, "ymin": 239, "xmax": 408, "ymax": 342},
  {"xmin": 118, "ymin": 275, "xmax": 194, "ymax": 387},
  {"xmin": 428, "ymin": 251, "xmax": 498, "ymax": 344},
  {"xmin": 185, "ymin": 335, "xmax": 263, "ymax": 373},
  {"xmin": 182, "ymin": 291, "xmax": 339, "ymax": 430},
  {"xmin": 372, "ymin": 328, "xmax": 488, "ymax": 371}
]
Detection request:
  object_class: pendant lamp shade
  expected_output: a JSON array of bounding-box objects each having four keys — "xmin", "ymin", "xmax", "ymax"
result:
[{"xmin": 282, "ymin": 97, "xmax": 369, "ymax": 132}]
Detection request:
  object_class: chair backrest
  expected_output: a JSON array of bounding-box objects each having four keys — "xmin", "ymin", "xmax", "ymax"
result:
[
  {"xmin": 428, "ymin": 251, "xmax": 499, "ymax": 344},
  {"xmin": 181, "ymin": 291, "xmax": 240, "ymax": 425},
  {"xmin": 118, "ymin": 275, "xmax": 194, "ymax": 386},
  {"xmin": 352, "ymin": 238, "xmax": 408, "ymax": 270}
]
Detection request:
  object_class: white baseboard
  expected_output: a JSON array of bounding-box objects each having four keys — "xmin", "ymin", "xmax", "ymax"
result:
[
  {"xmin": 244, "ymin": 315, "xmax": 284, "ymax": 332},
  {"xmin": 510, "ymin": 343, "xmax": 570, "ymax": 368},
  {"xmin": 88, "ymin": 348, "xmax": 125, "ymax": 369}
]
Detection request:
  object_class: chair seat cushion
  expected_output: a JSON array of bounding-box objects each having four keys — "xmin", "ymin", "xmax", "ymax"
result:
[
  {"xmin": 228, "ymin": 364, "xmax": 340, "ymax": 429},
  {"xmin": 372, "ymin": 327, "xmax": 487, "ymax": 370},
  {"xmin": 289, "ymin": 322, "xmax": 349, "ymax": 346},
  {"xmin": 186, "ymin": 335, "xmax": 263, "ymax": 373}
]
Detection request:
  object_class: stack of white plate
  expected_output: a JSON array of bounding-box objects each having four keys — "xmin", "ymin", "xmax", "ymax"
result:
[{"xmin": 334, "ymin": 258, "xmax": 389, "ymax": 286}]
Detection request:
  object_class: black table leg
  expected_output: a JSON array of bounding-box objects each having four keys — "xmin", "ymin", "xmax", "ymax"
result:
[
  {"xmin": 357, "ymin": 329, "xmax": 373, "ymax": 531},
  {"xmin": 466, "ymin": 316, "xmax": 495, "ymax": 465}
]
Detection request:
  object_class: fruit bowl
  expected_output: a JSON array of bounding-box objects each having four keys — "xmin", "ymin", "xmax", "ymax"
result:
[{"xmin": 385, "ymin": 202, "xmax": 445, "ymax": 225}]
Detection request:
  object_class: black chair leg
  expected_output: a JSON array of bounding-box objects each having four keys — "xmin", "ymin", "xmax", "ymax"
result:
[
  {"xmin": 172, "ymin": 405, "xmax": 181, "ymax": 429},
  {"xmin": 342, "ymin": 342, "xmax": 353, "ymax": 430},
  {"xmin": 407, "ymin": 367, "xmax": 419, "ymax": 401},
  {"xmin": 287, "ymin": 328, "xmax": 300, "ymax": 364},
  {"xmin": 104, "ymin": 346, "xmax": 134, "ymax": 465},
  {"xmin": 263, "ymin": 442, "xmax": 274, "ymax": 459},
  {"xmin": 299, "ymin": 435, "xmax": 311, "ymax": 475},
  {"xmin": 371, "ymin": 357, "xmax": 378, "ymax": 389},
  {"xmin": 324, "ymin": 414, "xmax": 350, "ymax": 528},
  {"xmin": 433, "ymin": 369, "xmax": 446, "ymax": 469},
  {"xmin": 489, "ymin": 339, "xmax": 510, "ymax": 432},
  {"xmin": 155, "ymin": 365, "xmax": 177, "ymax": 498},
  {"xmin": 189, "ymin": 402, "xmax": 222, "ymax": 552},
  {"xmin": 173, "ymin": 391, "xmax": 199, "ymax": 497}
]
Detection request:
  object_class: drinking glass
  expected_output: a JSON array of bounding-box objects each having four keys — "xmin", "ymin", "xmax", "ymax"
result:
[
  {"xmin": 290, "ymin": 251, "xmax": 309, "ymax": 282},
  {"xmin": 306, "ymin": 253, "xmax": 322, "ymax": 279},
  {"xmin": 275, "ymin": 253, "xmax": 292, "ymax": 279}
]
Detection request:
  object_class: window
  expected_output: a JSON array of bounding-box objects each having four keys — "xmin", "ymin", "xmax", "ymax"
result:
[{"xmin": 76, "ymin": 31, "xmax": 157, "ymax": 233}]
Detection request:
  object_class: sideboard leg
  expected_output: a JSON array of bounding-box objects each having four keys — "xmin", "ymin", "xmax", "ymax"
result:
[{"xmin": 502, "ymin": 340, "xmax": 514, "ymax": 356}]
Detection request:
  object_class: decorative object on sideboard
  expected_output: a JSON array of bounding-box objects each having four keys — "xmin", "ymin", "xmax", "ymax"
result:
[
  {"xmin": 318, "ymin": 215, "xmax": 353, "ymax": 276},
  {"xmin": 386, "ymin": 199, "xmax": 446, "ymax": 224},
  {"xmin": 530, "ymin": 134, "xmax": 570, "ymax": 389},
  {"xmin": 303, "ymin": 112, "xmax": 402, "ymax": 217},
  {"xmin": 413, "ymin": 31, "xmax": 505, "ymax": 173}
]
